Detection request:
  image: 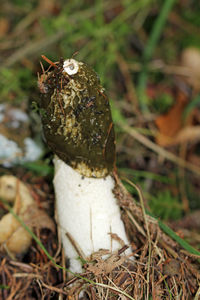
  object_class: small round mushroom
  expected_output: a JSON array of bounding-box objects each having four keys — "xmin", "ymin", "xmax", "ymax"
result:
[
  {"xmin": 39, "ymin": 58, "xmax": 131, "ymax": 273},
  {"xmin": 0, "ymin": 176, "xmax": 33, "ymax": 256}
]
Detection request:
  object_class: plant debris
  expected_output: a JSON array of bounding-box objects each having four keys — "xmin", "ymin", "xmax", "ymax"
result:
[{"xmin": 0, "ymin": 176, "xmax": 199, "ymax": 299}]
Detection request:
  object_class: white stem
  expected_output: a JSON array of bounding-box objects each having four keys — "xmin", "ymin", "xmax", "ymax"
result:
[{"xmin": 53, "ymin": 156, "xmax": 130, "ymax": 273}]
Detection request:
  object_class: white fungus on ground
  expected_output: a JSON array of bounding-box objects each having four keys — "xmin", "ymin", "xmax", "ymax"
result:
[{"xmin": 0, "ymin": 104, "xmax": 42, "ymax": 167}]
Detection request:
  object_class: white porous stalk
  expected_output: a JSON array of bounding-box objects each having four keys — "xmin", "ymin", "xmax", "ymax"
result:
[{"xmin": 53, "ymin": 156, "xmax": 130, "ymax": 273}]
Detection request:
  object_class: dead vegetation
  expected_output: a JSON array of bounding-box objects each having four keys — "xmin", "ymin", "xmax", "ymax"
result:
[
  {"xmin": 1, "ymin": 0, "xmax": 200, "ymax": 299},
  {"xmin": 0, "ymin": 175, "xmax": 199, "ymax": 299}
]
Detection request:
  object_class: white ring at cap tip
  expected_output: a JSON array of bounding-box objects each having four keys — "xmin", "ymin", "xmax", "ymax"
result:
[{"xmin": 63, "ymin": 59, "xmax": 79, "ymax": 75}]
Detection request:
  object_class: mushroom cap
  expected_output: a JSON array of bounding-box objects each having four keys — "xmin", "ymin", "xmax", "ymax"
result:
[{"xmin": 39, "ymin": 58, "xmax": 116, "ymax": 177}]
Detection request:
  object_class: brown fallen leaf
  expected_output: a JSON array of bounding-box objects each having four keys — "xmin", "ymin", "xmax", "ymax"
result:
[
  {"xmin": 155, "ymin": 91, "xmax": 188, "ymax": 146},
  {"xmin": 163, "ymin": 258, "xmax": 181, "ymax": 276},
  {"xmin": 87, "ymin": 251, "xmax": 126, "ymax": 276},
  {"xmin": 0, "ymin": 18, "xmax": 10, "ymax": 37}
]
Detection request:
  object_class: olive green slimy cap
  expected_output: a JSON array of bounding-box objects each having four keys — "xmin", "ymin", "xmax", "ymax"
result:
[{"xmin": 38, "ymin": 58, "xmax": 116, "ymax": 178}]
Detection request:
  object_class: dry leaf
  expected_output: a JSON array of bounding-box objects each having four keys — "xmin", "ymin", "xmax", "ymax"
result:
[
  {"xmin": 155, "ymin": 91, "xmax": 188, "ymax": 146},
  {"xmin": 163, "ymin": 259, "xmax": 181, "ymax": 276},
  {"xmin": 87, "ymin": 250, "xmax": 126, "ymax": 276},
  {"xmin": 0, "ymin": 18, "xmax": 10, "ymax": 37}
]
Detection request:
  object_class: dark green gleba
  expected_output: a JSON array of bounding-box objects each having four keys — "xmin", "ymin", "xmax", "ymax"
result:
[{"xmin": 39, "ymin": 57, "xmax": 115, "ymax": 178}]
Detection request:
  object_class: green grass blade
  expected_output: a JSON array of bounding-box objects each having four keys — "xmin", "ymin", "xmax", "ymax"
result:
[
  {"xmin": 0, "ymin": 285, "xmax": 10, "ymax": 290},
  {"xmin": 138, "ymin": 0, "xmax": 176, "ymax": 110},
  {"xmin": 157, "ymin": 218, "xmax": 200, "ymax": 257}
]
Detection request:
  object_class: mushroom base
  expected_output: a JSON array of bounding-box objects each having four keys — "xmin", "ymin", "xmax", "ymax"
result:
[{"xmin": 53, "ymin": 156, "xmax": 131, "ymax": 273}]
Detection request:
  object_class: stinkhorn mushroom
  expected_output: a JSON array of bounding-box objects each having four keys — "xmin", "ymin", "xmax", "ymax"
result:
[{"xmin": 38, "ymin": 57, "xmax": 131, "ymax": 273}]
